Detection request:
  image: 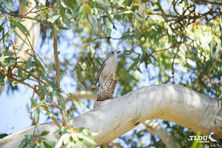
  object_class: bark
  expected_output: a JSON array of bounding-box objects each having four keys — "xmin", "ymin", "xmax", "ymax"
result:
[
  {"xmin": 14, "ymin": 0, "xmax": 41, "ymax": 61},
  {"xmin": 144, "ymin": 120, "xmax": 180, "ymax": 148},
  {"xmin": 66, "ymin": 91, "xmax": 97, "ymax": 101},
  {"xmin": 0, "ymin": 84, "xmax": 222, "ymax": 147}
]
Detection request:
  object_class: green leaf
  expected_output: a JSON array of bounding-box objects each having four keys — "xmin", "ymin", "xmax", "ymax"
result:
[
  {"xmin": 39, "ymin": 142, "xmax": 46, "ymax": 148},
  {"xmin": 60, "ymin": 0, "xmax": 68, "ymax": 8},
  {"xmin": 0, "ymin": 133, "xmax": 8, "ymax": 139},
  {"xmin": 20, "ymin": 0, "xmax": 28, "ymax": 6},
  {"xmin": 105, "ymin": 20, "xmax": 113, "ymax": 36},
  {"xmin": 94, "ymin": 2, "xmax": 107, "ymax": 10},
  {"xmin": 19, "ymin": 135, "xmax": 34, "ymax": 148},
  {"xmin": 113, "ymin": 0, "xmax": 124, "ymax": 6},
  {"xmin": 48, "ymin": 15, "xmax": 60, "ymax": 24},
  {"xmin": 48, "ymin": 81, "xmax": 60, "ymax": 92},
  {"xmin": 18, "ymin": 66, "xmax": 22, "ymax": 77},
  {"xmin": 25, "ymin": 59, "xmax": 32, "ymax": 69},
  {"xmin": 87, "ymin": 14, "xmax": 98, "ymax": 32},
  {"xmin": 0, "ymin": 55, "xmax": 15, "ymax": 66},
  {"xmin": 37, "ymin": 86, "xmax": 45, "ymax": 98},
  {"xmin": 78, "ymin": 134, "xmax": 96, "ymax": 145},
  {"xmin": 0, "ymin": 74, "xmax": 5, "ymax": 86},
  {"xmin": 77, "ymin": 127, "xmax": 89, "ymax": 132},
  {"xmin": 64, "ymin": 0, "xmax": 75, "ymax": 8},
  {"xmin": 13, "ymin": 19, "xmax": 30, "ymax": 36},
  {"xmin": 59, "ymin": 97, "xmax": 66, "ymax": 110},
  {"xmin": 43, "ymin": 140, "xmax": 56, "ymax": 148},
  {"xmin": 40, "ymin": 130, "xmax": 49, "ymax": 136},
  {"xmin": 33, "ymin": 56, "xmax": 46, "ymax": 73},
  {"xmin": 0, "ymin": 24, "xmax": 4, "ymax": 32},
  {"xmin": 34, "ymin": 108, "xmax": 40, "ymax": 124},
  {"xmin": 30, "ymin": 97, "xmax": 37, "ymax": 107},
  {"xmin": 54, "ymin": 126, "xmax": 68, "ymax": 135}
]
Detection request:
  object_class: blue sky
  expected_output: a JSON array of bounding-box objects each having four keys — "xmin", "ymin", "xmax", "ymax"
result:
[{"xmin": 0, "ymin": 85, "xmax": 34, "ymax": 134}]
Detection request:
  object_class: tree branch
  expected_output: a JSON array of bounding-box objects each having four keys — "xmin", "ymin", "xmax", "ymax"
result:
[
  {"xmin": 66, "ymin": 91, "xmax": 97, "ymax": 101},
  {"xmin": 1, "ymin": 84, "xmax": 222, "ymax": 147},
  {"xmin": 53, "ymin": 29, "xmax": 60, "ymax": 90},
  {"xmin": 0, "ymin": 8, "xmax": 52, "ymax": 29},
  {"xmin": 144, "ymin": 120, "xmax": 180, "ymax": 148},
  {"xmin": 53, "ymin": 28, "xmax": 67, "ymax": 126},
  {"xmin": 194, "ymin": 0, "xmax": 222, "ymax": 6}
]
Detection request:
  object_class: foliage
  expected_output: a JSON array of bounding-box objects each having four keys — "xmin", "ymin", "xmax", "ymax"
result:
[
  {"xmin": 0, "ymin": 133, "xmax": 8, "ymax": 139},
  {"xmin": 0, "ymin": 0, "xmax": 222, "ymax": 147},
  {"xmin": 55, "ymin": 127, "xmax": 96, "ymax": 148},
  {"xmin": 19, "ymin": 131, "xmax": 56, "ymax": 148}
]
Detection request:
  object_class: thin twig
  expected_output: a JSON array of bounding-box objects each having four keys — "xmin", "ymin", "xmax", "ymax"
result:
[
  {"xmin": 148, "ymin": 46, "xmax": 171, "ymax": 57},
  {"xmin": 0, "ymin": 70, "xmax": 34, "ymax": 89},
  {"xmin": 33, "ymin": 87, "xmax": 61, "ymax": 128},
  {"xmin": 24, "ymin": 6, "xmax": 36, "ymax": 16},
  {"xmin": 53, "ymin": 29, "xmax": 60, "ymax": 90},
  {"xmin": 194, "ymin": 0, "xmax": 222, "ymax": 6},
  {"xmin": 0, "ymin": 8, "xmax": 52, "ymax": 29},
  {"xmin": 53, "ymin": 28, "xmax": 67, "ymax": 126},
  {"xmin": 207, "ymin": 51, "xmax": 222, "ymax": 77}
]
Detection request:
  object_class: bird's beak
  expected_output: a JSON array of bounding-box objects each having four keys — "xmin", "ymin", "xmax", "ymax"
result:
[{"xmin": 116, "ymin": 50, "xmax": 121, "ymax": 54}]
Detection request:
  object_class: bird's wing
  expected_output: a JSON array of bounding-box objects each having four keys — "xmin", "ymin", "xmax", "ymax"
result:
[{"xmin": 95, "ymin": 58, "xmax": 107, "ymax": 85}]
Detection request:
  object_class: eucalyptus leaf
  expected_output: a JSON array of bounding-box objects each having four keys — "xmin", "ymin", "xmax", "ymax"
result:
[{"xmin": 87, "ymin": 14, "xmax": 98, "ymax": 33}]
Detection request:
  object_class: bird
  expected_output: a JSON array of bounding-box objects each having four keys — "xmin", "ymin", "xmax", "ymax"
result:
[{"xmin": 95, "ymin": 50, "xmax": 121, "ymax": 86}]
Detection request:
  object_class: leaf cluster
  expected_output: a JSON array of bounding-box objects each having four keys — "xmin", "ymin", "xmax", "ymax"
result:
[{"xmin": 19, "ymin": 131, "xmax": 55, "ymax": 148}]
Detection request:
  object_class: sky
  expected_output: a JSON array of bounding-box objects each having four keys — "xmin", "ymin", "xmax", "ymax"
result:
[{"xmin": 0, "ymin": 84, "xmax": 36, "ymax": 134}]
